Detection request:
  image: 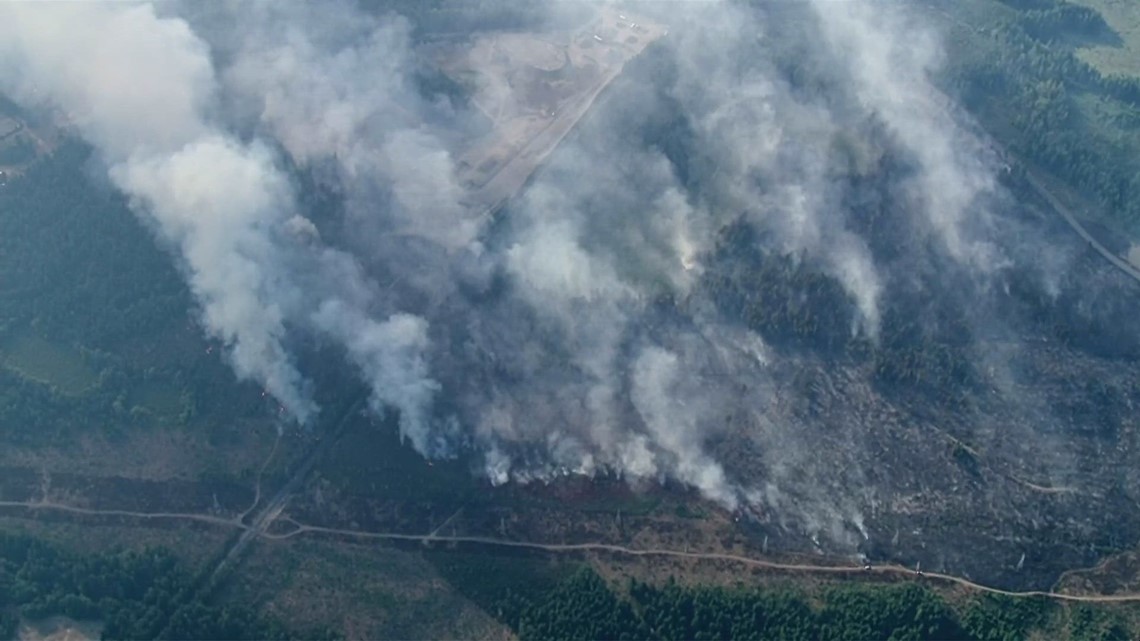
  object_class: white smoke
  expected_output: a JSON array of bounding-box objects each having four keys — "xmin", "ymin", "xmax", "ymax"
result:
[
  {"xmin": 0, "ymin": 1, "xmax": 446, "ymax": 433},
  {"xmin": 631, "ymin": 346, "xmax": 736, "ymax": 507},
  {"xmin": 219, "ymin": 1, "xmax": 478, "ymax": 249},
  {"xmin": 0, "ymin": 3, "xmax": 318, "ymax": 422},
  {"xmin": 311, "ymin": 300, "xmax": 445, "ymax": 455},
  {"xmin": 112, "ymin": 138, "xmax": 317, "ymax": 422},
  {"xmin": 0, "ymin": 0, "xmax": 1018, "ymax": 545},
  {"xmin": 663, "ymin": 1, "xmax": 886, "ymax": 337},
  {"xmin": 811, "ymin": 0, "xmax": 1006, "ymax": 271}
]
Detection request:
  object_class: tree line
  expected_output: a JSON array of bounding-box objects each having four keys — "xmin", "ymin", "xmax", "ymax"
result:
[
  {"xmin": 429, "ymin": 550, "xmax": 1135, "ymax": 641},
  {"xmin": 945, "ymin": 0, "xmax": 1140, "ymax": 229},
  {"xmin": 0, "ymin": 531, "xmax": 336, "ymax": 640},
  {"xmin": 0, "ymin": 141, "xmax": 291, "ymax": 449}
]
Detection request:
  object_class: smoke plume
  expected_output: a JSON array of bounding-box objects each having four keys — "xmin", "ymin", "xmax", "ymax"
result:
[{"xmin": 0, "ymin": 0, "xmax": 1039, "ymax": 545}]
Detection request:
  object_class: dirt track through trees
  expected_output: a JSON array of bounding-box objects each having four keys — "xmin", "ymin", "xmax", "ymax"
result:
[
  {"xmin": 3, "ymin": 495, "xmax": 1140, "ymax": 604},
  {"xmin": 206, "ymin": 396, "xmax": 366, "ymax": 585}
]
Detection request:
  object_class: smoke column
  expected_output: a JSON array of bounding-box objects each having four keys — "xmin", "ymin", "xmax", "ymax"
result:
[
  {"xmin": 0, "ymin": 3, "xmax": 321, "ymax": 422},
  {"xmin": 0, "ymin": 0, "xmax": 1020, "ymax": 544}
]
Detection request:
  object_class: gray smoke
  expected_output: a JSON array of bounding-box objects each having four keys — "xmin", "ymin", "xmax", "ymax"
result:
[
  {"xmin": 0, "ymin": 0, "xmax": 1020, "ymax": 542},
  {"xmin": 0, "ymin": 3, "xmax": 319, "ymax": 422},
  {"xmin": 811, "ymin": 0, "xmax": 1006, "ymax": 270}
]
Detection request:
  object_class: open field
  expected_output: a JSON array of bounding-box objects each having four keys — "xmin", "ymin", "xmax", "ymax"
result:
[
  {"xmin": 17, "ymin": 616, "xmax": 101, "ymax": 641},
  {"xmin": 1071, "ymin": 0, "xmax": 1140, "ymax": 78},
  {"xmin": 224, "ymin": 538, "xmax": 512, "ymax": 640},
  {"xmin": 0, "ymin": 414, "xmax": 285, "ymax": 484},
  {"xmin": 0, "ymin": 333, "xmax": 97, "ymax": 396},
  {"xmin": 0, "ymin": 515, "xmax": 231, "ymax": 569}
]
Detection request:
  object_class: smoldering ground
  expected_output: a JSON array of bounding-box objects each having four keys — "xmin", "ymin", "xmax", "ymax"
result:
[{"xmin": 0, "ymin": 0, "xmax": 1129, "ymax": 559}]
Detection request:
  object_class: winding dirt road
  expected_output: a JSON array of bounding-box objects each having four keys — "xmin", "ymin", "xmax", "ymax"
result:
[
  {"xmin": 4, "ymin": 496, "xmax": 1140, "ymax": 604},
  {"xmin": 261, "ymin": 521, "xmax": 1140, "ymax": 604}
]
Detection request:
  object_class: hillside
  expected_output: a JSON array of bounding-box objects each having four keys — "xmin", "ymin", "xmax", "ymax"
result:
[{"xmin": 2, "ymin": 1, "xmax": 1140, "ymax": 639}]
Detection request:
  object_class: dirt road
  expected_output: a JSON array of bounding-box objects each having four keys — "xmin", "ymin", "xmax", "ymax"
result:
[
  {"xmin": 0, "ymin": 499, "xmax": 242, "ymax": 529},
  {"xmin": 4, "ymin": 494, "xmax": 1140, "ymax": 604},
  {"xmin": 263, "ymin": 521, "xmax": 1140, "ymax": 603},
  {"xmin": 914, "ymin": 0, "xmax": 1140, "ymax": 288},
  {"xmin": 207, "ymin": 396, "xmax": 365, "ymax": 584},
  {"xmin": 1021, "ymin": 169, "xmax": 1140, "ymax": 285}
]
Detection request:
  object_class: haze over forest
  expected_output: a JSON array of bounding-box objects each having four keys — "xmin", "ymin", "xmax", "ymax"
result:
[
  {"xmin": 9, "ymin": 0, "xmax": 1140, "ymax": 638},
  {"xmin": 3, "ymin": 0, "xmax": 1140, "ymax": 566}
]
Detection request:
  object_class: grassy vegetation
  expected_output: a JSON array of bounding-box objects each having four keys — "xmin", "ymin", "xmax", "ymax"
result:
[
  {"xmin": 932, "ymin": 0, "xmax": 1140, "ymax": 237},
  {"xmin": 1, "ymin": 5, "xmax": 1140, "ymax": 639},
  {"xmin": 225, "ymin": 538, "xmax": 507, "ymax": 639},
  {"xmin": 0, "ymin": 141, "xmax": 283, "ymax": 455},
  {"xmin": 430, "ymin": 550, "xmax": 1140, "ymax": 641},
  {"xmin": 1069, "ymin": 0, "xmax": 1140, "ymax": 77},
  {"xmin": 128, "ymin": 379, "xmax": 188, "ymax": 424},
  {"xmin": 0, "ymin": 332, "xmax": 97, "ymax": 395},
  {"xmin": 0, "ymin": 530, "xmax": 315, "ymax": 641},
  {"xmin": 0, "ymin": 517, "xmax": 231, "ymax": 570}
]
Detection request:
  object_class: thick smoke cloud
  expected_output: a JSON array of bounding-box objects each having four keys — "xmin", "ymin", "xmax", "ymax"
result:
[
  {"xmin": 811, "ymin": 1, "xmax": 1005, "ymax": 270},
  {"xmin": 0, "ymin": 3, "xmax": 319, "ymax": 423},
  {"xmin": 0, "ymin": 0, "xmax": 1025, "ymax": 543}
]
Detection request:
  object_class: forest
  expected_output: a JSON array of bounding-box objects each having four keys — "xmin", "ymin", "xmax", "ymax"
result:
[
  {"xmin": 0, "ymin": 139, "xmax": 380, "ymax": 453},
  {"xmin": 428, "ymin": 551, "xmax": 1134, "ymax": 641},
  {"xmin": 1, "ymin": 0, "xmax": 1133, "ymax": 459},
  {"xmin": 0, "ymin": 531, "xmax": 337, "ymax": 640},
  {"xmin": 941, "ymin": 0, "xmax": 1140, "ymax": 230},
  {"xmin": 582, "ymin": 0, "xmax": 1140, "ymax": 416},
  {"xmin": 0, "ymin": 141, "xmax": 272, "ymax": 450},
  {"xmin": 0, "ymin": 531, "xmax": 1134, "ymax": 641},
  {"xmin": 1, "ymin": 1, "xmax": 1140, "ymax": 639}
]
